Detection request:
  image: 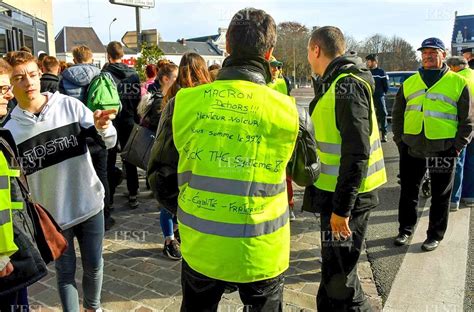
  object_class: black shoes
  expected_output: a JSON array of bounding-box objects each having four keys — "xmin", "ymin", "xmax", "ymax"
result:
[
  {"xmin": 421, "ymin": 238, "xmax": 439, "ymax": 252},
  {"xmin": 163, "ymin": 240, "xmax": 182, "ymax": 260},
  {"xmin": 394, "ymin": 233, "xmax": 411, "ymax": 246},
  {"xmin": 129, "ymin": 195, "xmax": 139, "ymax": 209}
]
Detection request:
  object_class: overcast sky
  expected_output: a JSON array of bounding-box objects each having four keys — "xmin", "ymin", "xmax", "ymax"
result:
[{"xmin": 52, "ymin": 0, "xmax": 474, "ymax": 52}]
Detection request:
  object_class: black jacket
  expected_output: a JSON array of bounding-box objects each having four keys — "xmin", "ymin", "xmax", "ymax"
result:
[
  {"xmin": 147, "ymin": 55, "xmax": 319, "ymax": 215},
  {"xmin": 140, "ymin": 91, "xmax": 163, "ymax": 133},
  {"xmin": 392, "ymin": 65, "xmax": 473, "ymax": 157},
  {"xmin": 303, "ymin": 53, "xmax": 378, "ymax": 217},
  {"xmin": 0, "ymin": 129, "xmax": 47, "ymax": 296},
  {"xmin": 40, "ymin": 73, "xmax": 59, "ymax": 93},
  {"xmin": 369, "ymin": 67, "xmax": 388, "ymax": 96},
  {"xmin": 103, "ymin": 63, "xmax": 141, "ymax": 125}
]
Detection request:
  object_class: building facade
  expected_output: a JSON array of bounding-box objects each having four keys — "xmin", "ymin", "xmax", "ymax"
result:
[
  {"xmin": 1, "ymin": 0, "xmax": 54, "ymax": 56},
  {"xmin": 451, "ymin": 12, "xmax": 474, "ymax": 56}
]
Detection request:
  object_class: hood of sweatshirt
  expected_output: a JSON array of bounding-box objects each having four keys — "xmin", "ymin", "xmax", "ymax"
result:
[
  {"xmin": 9, "ymin": 91, "xmax": 63, "ymax": 125},
  {"xmin": 61, "ymin": 64, "xmax": 100, "ymax": 87}
]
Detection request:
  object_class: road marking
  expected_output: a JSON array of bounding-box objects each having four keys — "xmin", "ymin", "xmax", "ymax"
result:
[{"xmin": 384, "ymin": 200, "xmax": 469, "ymax": 312}]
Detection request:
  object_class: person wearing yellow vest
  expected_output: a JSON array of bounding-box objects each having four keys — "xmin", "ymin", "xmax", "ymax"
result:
[
  {"xmin": 147, "ymin": 8, "xmax": 319, "ymax": 311},
  {"xmin": 268, "ymin": 56, "xmax": 299, "ymax": 222},
  {"xmin": 304, "ymin": 26, "xmax": 387, "ymax": 311},
  {"xmin": 0, "ymin": 58, "xmax": 46, "ymax": 310},
  {"xmin": 392, "ymin": 38, "xmax": 473, "ymax": 251},
  {"xmin": 446, "ymin": 56, "xmax": 474, "ymax": 211}
]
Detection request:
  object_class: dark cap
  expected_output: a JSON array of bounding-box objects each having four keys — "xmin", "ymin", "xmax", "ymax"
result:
[
  {"xmin": 446, "ymin": 56, "xmax": 468, "ymax": 67},
  {"xmin": 461, "ymin": 47, "xmax": 473, "ymax": 54},
  {"xmin": 365, "ymin": 54, "xmax": 378, "ymax": 62},
  {"xmin": 269, "ymin": 56, "xmax": 283, "ymax": 67},
  {"xmin": 417, "ymin": 37, "xmax": 445, "ymax": 51}
]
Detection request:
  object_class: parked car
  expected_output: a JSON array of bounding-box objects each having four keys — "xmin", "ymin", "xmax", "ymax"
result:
[{"xmin": 385, "ymin": 71, "xmax": 416, "ymax": 117}]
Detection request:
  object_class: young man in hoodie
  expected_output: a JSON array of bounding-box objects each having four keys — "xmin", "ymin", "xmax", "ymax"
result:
[
  {"xmin": 59, "ymin": 45, "xmax": 115, "ymax": 231},
  {"xmin": 306, "ymin": 26, "xmax": 387, "ymax": 311},
  {"xmin": 392, "ymin": 38, "xmax": 473, "ymax": 251},
  {"xmin": 102, "ymin": 41, "xmax": 141, "ymax": 209},
  {"xmin": 40, "ymin": 56, "xmax": 60, "ymax": 93},
  {"xmin": 4, "ymin": 51, "xmax": 117, "ymax": 312}
]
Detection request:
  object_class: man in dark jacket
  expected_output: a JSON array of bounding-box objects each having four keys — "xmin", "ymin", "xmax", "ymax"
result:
[
  {"xmin": 305, "ymin": 26, "xmax": 387, "ymax": 311},
  {"xmin": 40, "ymin": 56, "xmax": 60, "ymax": 93},
  {"xmin": 59, "ymin": 45, "xmax": 115, "ymax": 230},
  {"xmin": 462, "ymin": 47, "xmax": 474, "ymax": 69},
  {"xmin": 103, "ymin": 41, "xmax": 141, "ymax": 208},
  {"xmin": 147, "ymin": 8, "xmax": 318, "ymax": 311},
  {"xmin": 365, "ymin": 54, "xmax": 389, "ymax": 142},
  {"xmin": 392, "ymin": 38, "xmax": 473, "ymax": 251}
]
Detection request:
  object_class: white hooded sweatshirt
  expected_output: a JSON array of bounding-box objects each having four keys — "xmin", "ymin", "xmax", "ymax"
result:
[{"xmin": 5, "ymin": 91, "xmax": 117, "ymax": 229}]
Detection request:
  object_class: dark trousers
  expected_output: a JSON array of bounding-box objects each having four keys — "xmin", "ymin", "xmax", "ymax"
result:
[
  {"xmin": 0, "ymin": 287, "xmax": 28, "ymax": 311},
  {"xmin": 90, "ymin": 146, "xmax": 111, "ymax": 219},
  {"xmin": 373, "ymin": 95, "xmax": 388, "ymax": 135},
  {"xmin": 398, "ymin": 144, "xmax": 456, "ymax": 240},
  {"xmin": 316, "ymin": 189, "xmax": 376, "ymax": 312},
  {"xmin": 107, "ymin": 122, "xmax": 139, "ymax": 198},
  {"xmin": 181, "ymin": 260, "xmax": 284, "ymax": 312}
]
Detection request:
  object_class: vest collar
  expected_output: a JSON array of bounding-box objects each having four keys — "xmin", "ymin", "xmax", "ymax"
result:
[{"xmin": 217, "ymin": 55, "xmax": 271, "ymax": 85}]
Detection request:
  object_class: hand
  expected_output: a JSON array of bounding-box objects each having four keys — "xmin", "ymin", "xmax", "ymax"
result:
[
  {"xmin": 94, "ymin": 109, "xmax": 117, "ymax": 131},
  {"xmin": 0, "ymin": 262, "xmax": 14, "ymax": 278},
  {"xmin": 330, "ymin": 213, "xmax": 352, "ymax": 240}
]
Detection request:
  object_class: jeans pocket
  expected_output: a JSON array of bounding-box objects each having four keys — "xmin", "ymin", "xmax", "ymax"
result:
[{"xmin": 246, "ymin": 275, "xmax": 284, "ymax": 296}]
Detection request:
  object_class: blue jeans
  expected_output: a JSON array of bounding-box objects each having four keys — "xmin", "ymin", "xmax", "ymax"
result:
[
  {"xmin": 160, "ymin": 208, "xmax": 177, "ymax": 239},
  {"xmin": 462, "ymin": 142, "xmax": 474, "ymax": 202},
  {"xmin": 451, "ymin": 148, "xmax": 467, "ymax": 205},
  {"xmin": 55, "ymin": 211, "xmax": 104, "ymax": 312}
]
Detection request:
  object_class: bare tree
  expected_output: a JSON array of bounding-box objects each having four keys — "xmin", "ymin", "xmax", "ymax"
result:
[{"xmin": 274, "ymin": 22, "xmax": 311, "ymax": 86}]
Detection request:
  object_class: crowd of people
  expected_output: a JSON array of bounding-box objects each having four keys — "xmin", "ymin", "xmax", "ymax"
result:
[{"xmin": 0, "ymin": 6, "xmax": 473, "ymax": 312}]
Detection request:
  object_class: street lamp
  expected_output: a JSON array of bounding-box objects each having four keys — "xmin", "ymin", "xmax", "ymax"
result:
[{"xmin": 109, "ymin": 18, "xmax": 117, "ymax": 43}]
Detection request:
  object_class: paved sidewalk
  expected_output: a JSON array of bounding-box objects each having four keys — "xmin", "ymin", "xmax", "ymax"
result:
[{"xmin": 29, "ymin": 178, "xmax": 382, "ymax": 311}]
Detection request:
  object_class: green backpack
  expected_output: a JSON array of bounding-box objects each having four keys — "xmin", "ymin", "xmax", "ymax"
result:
[{"xmin": 86, "ymin": 72, "xmax": 121, "ymax": 112}]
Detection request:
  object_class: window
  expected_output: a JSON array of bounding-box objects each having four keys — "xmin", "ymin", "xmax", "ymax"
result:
[
  {"xmin": 0, "ymin": 28, "xmax": 6, "ymax": 55},
  {"xmin": 37, "ymin": 29, "xmax": 46, "ymax": 43},
  {"xmin": 24, "ymin": 34, "xmax": 33, "ymax": 52}
]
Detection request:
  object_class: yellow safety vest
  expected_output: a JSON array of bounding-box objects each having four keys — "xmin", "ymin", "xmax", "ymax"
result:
[
  {"xmin": 0, "ymin": 150, "xmax": 22, "ymax": 257},
  {"xmin": 456, "ymin": 68, "xmax": 474, "ymax": 95},
  {"xmin": 173, "ymin": 80, "xmax": 299, "ymax": 282},
  {"xmin": 403, "ymin": 71, "xmax": 466, "ymax": 139},
  {"xmin": 268, "ymin": 78, "xmax": 288, "ymax": 95},
  {"xmin": 311, "ymin": 73, "xmax": 387, "ymax": 192}
]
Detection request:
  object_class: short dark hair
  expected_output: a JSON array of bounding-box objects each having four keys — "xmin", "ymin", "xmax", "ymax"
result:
[
  {"xmin": 42, "ymin": 56, "xmax": 60, "ymax": 73},
  {"xmin": 226, "ymin": 8, "xmax": 276, "ymax": 56},
  {"xmin": 365, "ymin": 54, "xmax": 378, "ymax": 62},
  {"xmin": 4, "ymin": 51, "xmax": 36, "ymax": 67},
  {"xmin": 309, "ymin": 26, "xmax": 346, "ymax": 58},
  {"xmin": 107, "ymin": 41, "xmax": 124, "ymax": 60}
]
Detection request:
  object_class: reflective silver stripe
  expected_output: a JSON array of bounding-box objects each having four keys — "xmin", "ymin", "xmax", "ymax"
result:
[
  {"xmin": 366, "ymin": 159, "xmax": 386, "ymax": 176},
  {"xmin": 317, "ymin": 142, "xmax": 341, "ymax": 154},
  {"xmin": 406, "ymin": 105, "xmax": 422, "ymax": 112},
  {"xmin": 178, "ymin": 206, "xmax": 289, "ymax": 238},
  {"xmin": 321, "ymin": 163, "xmax": 339, "ymax": 176},
  {"xmin": 406, "ymin": 89, "xmax": 425, "ymax": 102},
  {"xmin": 424, "ymin": 110, "xmax": 458, "ymax": 121},
  {"xmin": 322, "ymin": 157, "xmax": 385, "ymax": 177},
  {"xmin": 178, "ymin": 171, "xmax": 286, "ymax": 197},
  {"xmin": 0, "ymin": 209, "xmax": 10, "ymax": 226},
  {"xmin": 0, "ymin": 176, "xmax": 8, "ymax": 189},
  {"xmin": 425, "ymin": 93, "xmax": 457, "ymax": 108},
  {"xmin": 370, "ymin": 140, "xmax": 382, "ymax": 153}
]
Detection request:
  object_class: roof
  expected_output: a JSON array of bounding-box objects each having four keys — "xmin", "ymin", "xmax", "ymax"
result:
[
  {"xmin": 55, "ymin": 27, "xmax": 105, "ymax": 54},
  {"xmin": 185, "ymin": 34, "xmax": 219, "ymax": 42},
  {"xmin": 452, "ymin": 14, "xmax": 474, "ymax": 43},
  {"xmin": 158, "ymin": 41, "xmax": 223, "ymax": 56}
]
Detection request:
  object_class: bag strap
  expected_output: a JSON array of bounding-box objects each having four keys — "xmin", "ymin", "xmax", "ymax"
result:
[{"xmin": 0, "ymin": 137, "xmax": 33, "ymax": 202}]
